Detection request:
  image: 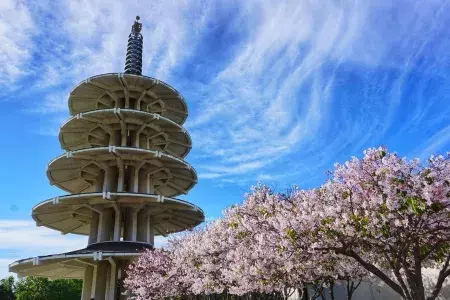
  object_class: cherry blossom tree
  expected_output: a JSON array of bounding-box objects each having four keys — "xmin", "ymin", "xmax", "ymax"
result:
[
  {"xmin": 125, "ymin": 248, "xmax": 186, "ymax": 300},
  {"xmin": 126, "ymin": 185, "xmax": 367, "ymax": 300},
  {"xmin": 224, "ymin": 185, "xmax": 367, "ymax": 300},
  {"xmin": 126, "ymin": 147, "xmax": 450, "ymax": 300},
  {"xmin": 287, "ymin": 147, "xmax": 450, "ymax": 300}
]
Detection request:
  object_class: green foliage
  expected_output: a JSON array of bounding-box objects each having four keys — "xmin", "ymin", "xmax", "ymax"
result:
[
  {"xmin": 236, "ymin": 231, "xmax": 249, "ymax": 239},
  {"xmin": 321, "ymin": 217, "xmax": 334, "ymax": 226},
  {"xmin": 431, "ymin": 202, "xmax": 445, "ymax": 212},
  {"xmin": 259, "ymin": 207, "xmax": 271, "ymax": 218},
  {"xmin": 0, "ymin": 276, "xmax": 15, "ymax": 300},
  {"xmin": 3, "ymin": 276, "xmax": 82, "ymax": 300},
  {"xmin": 406, "ymin": 197, "xmax": 426, "ymax": 216},
  {"xmin": 381, "ymin": 223, "xmax": 391, "ymax": 238},
  {"xmin": 285, "ymin": 228, "xmax": 298, "ymax": 242},
  {"xmin": 350, "ymin": 214, "xmax": 369, "ymax": 234},
  {"xmin": 431, "ymin": 243, "xmax": 450, "ymax": 263},
  {"xmin": 229, "ymin": 221, "xmax": 239, "ymax": 229}
]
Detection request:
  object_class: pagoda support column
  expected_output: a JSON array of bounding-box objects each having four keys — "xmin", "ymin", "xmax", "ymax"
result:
[
  {"xmin": 129, "ymin": 166, "xmax": 138, "ymax": 193},
  {"xmin": 107, "ymin": 258, "xmax": 118, "ymax": 300},
  {"xmin": 113, "ymin": 205, "xmax": 122, "ymax": 241},
  {"xmin": 117, "ymin": 160, "xmax": 124, "ymax": 192},
  {"xmin": 105, "ymin": 166, "xmax": 118, "ymax": 192},
  {"xmin": 138, "ymin": 169, "xmax": 147, "ymax": 193},
  {"xmin": 94, "ymin": 261, "xmax": 109, "ymax": 300},
  {"xmin": 81, "ymin": 266, "xmax": 94, "ymax": 300},
  {"xmin": 132, "ymin": 207, "xmax": 143, "ymax": 241},
  {"xmin": 123, "ymin": 209, "xmax": 133, "ymax": 241},
  {"xmin": 88, "ymin": 211, "xmax": 99, "ymax": 245},
  {"xmin": 98, "ymin": 208, "xmax": 114, "ymax": 242},
  {"xmin": 137, "ymin": 210, "xmax": 147, "ymax": 242}
]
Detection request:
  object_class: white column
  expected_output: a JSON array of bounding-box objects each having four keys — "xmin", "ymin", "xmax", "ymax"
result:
[
  {"xmin": 129, "ymin": 166, "xmax": 138, "ymax": 193},
  {"xmin": 120, "ymin": 121, "xmax": 127, "ymax": 146},
  {"xmin": 117, "ymin": 162, "xmax": 124, "ymax": 192},
  {"xmin": 123, "ymin": 209, "xmax": 133, "ymax": 241},
  {"xmin": 108, "ymin": 258, "xmax": 118, "ymax": 300},
  {"xmin": 105, "ymin": 166, "xmax": 118, "ymax": 192},
  {"xmin": 81, "ymin": 266, "xmax": 94, "ymax": 300},
  {"xmin": 132, "ymin": 209, "xmax": 139, "ymax": 241},
  {"xmin": 91, "ymin": 265, "xmax": 97, "ymax": 299},
  {"xmin": 94, "ymin": 261, "xmax": 109, "ymax": 300},
  {"xmin": 137, "ymin": 210, "xmax": 147, "ymax": 242},
  {"xmin": 138, "ymin": 169, "xmax": 147, "ymax": 193},
  {"xmin": 113, "ymin": 206, "xmax": 122, "ymax": 241},
  {"xmin": 88, "ymin": 211, "xmax": 99, "ymax": 245},
  {"xmin": 105, "ymin": 266, "xmax": 110, "ymax": 300},
  {"xmin": 98, "ymin": 208, "xmax": 114, "ymax": 242}
]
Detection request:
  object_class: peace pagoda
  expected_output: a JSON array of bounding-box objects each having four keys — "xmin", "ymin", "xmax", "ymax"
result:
[{"xmin": 9, "ymin": 16, "xmax": 204, "ymax": 300}]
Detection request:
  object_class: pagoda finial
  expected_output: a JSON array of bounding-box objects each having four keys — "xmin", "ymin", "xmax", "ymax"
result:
[
  {"xmin": 124, "ymin": 16, "xmax": 143, "ymax": 75},
  {"xmin": 132, "ymin": 16, "xmax": 142, "ymax": 34}
]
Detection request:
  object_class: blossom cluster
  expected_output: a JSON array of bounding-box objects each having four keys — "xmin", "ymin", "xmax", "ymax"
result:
[{"xmin": 125, "ymin": 147, "xmax": 450, "ymax": 300}]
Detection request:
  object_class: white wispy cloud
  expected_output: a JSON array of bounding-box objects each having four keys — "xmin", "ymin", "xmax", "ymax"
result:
[
  {"xmin": 0, "ymin": 219, "xmax": 86, "ymax": 278},
  {"xmin": 411, "ymin": 125, "xmax": 450, "ymax": 161},
  {"xmin": 0, "ymin": 0, "xmax": 34, "ymax": 87},
  {"xmin": 186, "ymin": 0, "xmax": 368, "ymax": 182},
  {"xmin": 0, "ymin": 219, "xmax": 170, "ymax": 278},
  {"xmin": 0, "ymin": 220, "xmax": 87, "ymax": 253},
  {"xmin": 4, "ymin": 0, "xmax": 450, "ymax": 187}
]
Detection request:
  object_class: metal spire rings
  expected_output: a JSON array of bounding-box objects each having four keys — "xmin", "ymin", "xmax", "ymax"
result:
[{"xmin": 124, "ymin": 16, "xmax": 143, "ymax": 75}]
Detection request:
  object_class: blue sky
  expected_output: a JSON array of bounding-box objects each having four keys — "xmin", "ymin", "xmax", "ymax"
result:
[{"xmin": 1, "ymin": 0, "xmax": 450, "ymax": 278}]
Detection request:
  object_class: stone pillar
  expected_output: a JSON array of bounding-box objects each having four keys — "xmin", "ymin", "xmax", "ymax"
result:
[
  {"xmin": 88, "ymin": 211, "xmax": 99, "ymax": 245},
  {"xmin": 81, "ymin": 266, "xmax": 94, "ymax": 300},
  {"xmin": 136, "ymin": 210, "xmax": 147, "ymax": 242},
  {"xmin": 138, "ymin": 169, "xmax": 147, "ymax": 193},
  {"xmin": 117, "ymin": 163, "xmax": 124, "ymax": 192},
  {"xmin": 123, "ymin": 208, "xmax": 134, "ymax": 241},
  {"xmin": 94, "ymin": 261, "xmax": 109, "ymax": 300},
  {"xmin": 120, "ymin": 123, "xmax": 127, "ymax": 146},
  {"xmin": 103, "ymin": 166, "xmax": 117, "ymax": 192},
  {"xmin": 128, "ymin": 166, "xmax": 138, "ymax": 193},
  {"xmin": 132, "ymin": 208, "xmax": 140, "ymax": 241},
  {"xmin": 98, "ymin": 208, "xmax": 114, "ymax": 242},
  {"xmin": 105, "ymin": 166, "xmax": 118, "ymax": 192},
  {"xmin": 108, "ymin": 259, "xmax": 118, "ymax": 300},
  {"xmin": 113, "ymin": 206, "xmax": 122, "ymax": 241}
]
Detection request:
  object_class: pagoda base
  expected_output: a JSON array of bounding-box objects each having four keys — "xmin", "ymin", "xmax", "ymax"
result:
[{"xmin": 9, "ymin": 241, "xmax": 152, "ymax": 300}]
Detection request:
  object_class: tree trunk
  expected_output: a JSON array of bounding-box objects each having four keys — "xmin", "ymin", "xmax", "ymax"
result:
[{"xmin": 300, "ymin": 286, "xmax": 309, "ymax": 300}]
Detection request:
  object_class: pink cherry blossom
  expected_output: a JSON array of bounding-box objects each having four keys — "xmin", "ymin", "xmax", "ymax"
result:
[{"xmin": 125, "ymin": 147, "xmax": 450, "ymax": 300}]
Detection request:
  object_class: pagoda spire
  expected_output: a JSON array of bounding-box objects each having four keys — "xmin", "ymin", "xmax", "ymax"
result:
[{"xmin": 124, "ymin": 16, "xmax": 143, "ymax": 75}]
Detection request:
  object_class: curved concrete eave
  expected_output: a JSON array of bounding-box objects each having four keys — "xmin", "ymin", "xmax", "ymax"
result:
[
  {"xmin": 68, "ymin": 73, "xmax": 188, "ymax": 125},
  {"xmin": 46, "ymin": 147, "xmax": 198, "ymax": 197},
  {"xmin": 32, "ymin": 192, "xmax": 205, "ymax": 236}
]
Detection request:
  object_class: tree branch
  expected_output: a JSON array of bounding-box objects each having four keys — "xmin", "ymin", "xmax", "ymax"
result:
[
  {"xmin": 427, "ymin": 255, "xmax": 450, "ymax": 300},
  {"xmin": 336, "ymin": 248, "xmax": 405, "ymax": 297}
]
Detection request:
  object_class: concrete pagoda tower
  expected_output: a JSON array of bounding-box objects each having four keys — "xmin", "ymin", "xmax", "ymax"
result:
[{"xmin": 10, "ymin": 16, "xmax": 204, "ymax": 299}]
